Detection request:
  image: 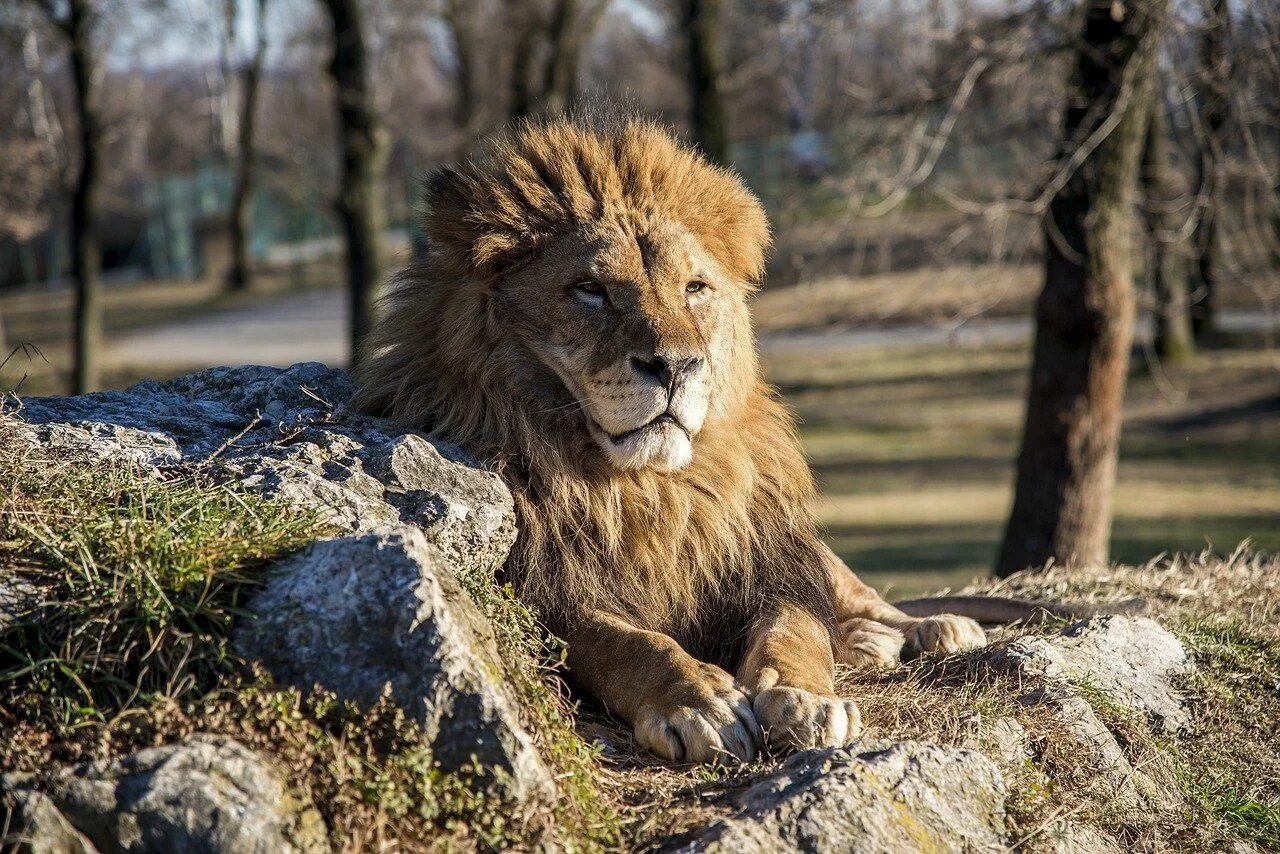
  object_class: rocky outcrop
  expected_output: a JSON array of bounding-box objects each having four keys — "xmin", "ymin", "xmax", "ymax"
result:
[
  {"xmin": 981, "ymin": 616, "xmax": 1191, "ymax": 733},
  {"xmin": 664, "ymin": 741, "xmax": 1008, "ymax": 853},
  {"xmin": 14, "ymin": 362, "xmax": 516, "ymax": 574},
  {"xmin": 10, "ymin": 363, "xmax": 552, "ymax": 812},
  {"xmin": 235, "ymin": 529, "xmax": 553, "ymax": 801},
  {"xmin": 1, "ymin": 736, "xmax": 328, "ymax": 854}
]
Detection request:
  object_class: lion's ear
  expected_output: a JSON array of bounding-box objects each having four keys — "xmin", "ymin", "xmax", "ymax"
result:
[{"xmin": 421, "ymin": 164, "xmax": 526, "ymax": 275}]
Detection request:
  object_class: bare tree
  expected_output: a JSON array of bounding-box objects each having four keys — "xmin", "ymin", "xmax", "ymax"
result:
[
  {"xmin": 23, "ymin": 0, "xmax": 104, "ymax": 393},
  {"xmin": 1141, "ymin": 83, "xmax": 1194, "ymax": 364},
  {"xmin": 227, "ymin": 0, "xmax": 270, "ymax": 292},
  {"xmin": 443, "ymin": 0, "xmax": 487, "ymax": 136},
  {"xmin": 996, "ymin": 0, "xmax": 1167, "ymax": 576},
  {"xmin": 318, "ymin": 0, "xmax": 386, "ymax": 368},
  {"xmin": 506, "ymin": 0, "xmax": 610, "ymax": 122},
  {"xmin": 541, "ymin": 0, "xmax": 608, "ymax": 115},
  {"xmin": 682, "ymin": 0, "xmax": 728, "ymax": 164},
  {"xmin": 506, "ymin": 0, "xmax": 539, "ymax": 121},
  {"xmin": 1189, "ymin": 0, "xmax": 1231, "ymax": 340}
]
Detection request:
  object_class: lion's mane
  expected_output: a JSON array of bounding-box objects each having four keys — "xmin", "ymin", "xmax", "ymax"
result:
[{"xmin": 355, "ymin": 118, "xmax": 830, "ymax": 662}]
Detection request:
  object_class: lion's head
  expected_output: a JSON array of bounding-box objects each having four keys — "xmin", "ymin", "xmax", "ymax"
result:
[{"xmin": 357, "ymin": 118, "xmax": 771, "ymax": 474}]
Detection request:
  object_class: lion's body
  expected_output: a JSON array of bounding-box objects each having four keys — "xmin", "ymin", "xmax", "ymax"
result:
[{"xmin": 355, "ymin": 117, "xmax": 986, "ymax": 763}]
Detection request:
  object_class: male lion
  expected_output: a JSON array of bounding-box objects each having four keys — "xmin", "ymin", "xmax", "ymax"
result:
[{"xmin": 354, "ymin": 118, "xmax": 990, "ymax": 762}]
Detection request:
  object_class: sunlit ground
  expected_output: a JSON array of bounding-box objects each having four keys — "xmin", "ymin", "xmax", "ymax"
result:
[{"xmin": 766, "ymin": 337, "xmax": 1280, "ymax": 598}]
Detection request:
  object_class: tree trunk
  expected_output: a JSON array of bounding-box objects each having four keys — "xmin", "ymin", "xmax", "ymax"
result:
[
  {"xmin": 227, "ymin": 0, "xmax": 269, "ymax": 293},
  {"xmin": 507, "ymin": 0, "xmax": 538, "ymax": 122},
  {"xmin": 682, "ymin": 0, "xmax": 728, "ymax": 165},
  {"xmin": 540, "ymin": 0, "xmax": 607, "ymax": 115},
  {"xmin": 67, "ymin": 0, "xmax": 102, "ymax": 395},
  {"xmin": 319, "ymin": 0, "xmax": 385, "ymax": 370},
  {"xmin": 1142, "ymin": 85, "xmax": 1195, "ymax": 363},
  {"xmin": 445, "ymin": 0, "xmax": 481, "ymax": 136},
  {"xmin": 540, "ymin": 0, "xmax": 579, "ymax": 116},
  {"xmin": 995, "ymin": 0, "xmax": 1166, "ymax": 577},
  {"xmin": 1189, "ymin": 0, "xmax": 1230, "ymax": 341}
]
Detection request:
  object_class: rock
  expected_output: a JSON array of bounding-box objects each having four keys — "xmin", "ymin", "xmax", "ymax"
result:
[
  {"xmin": 0, "ymin": 576, "xmax": 45, "ymax": 633},
  {"xmin": 1018, "ymin": 688, "xmax": 1178, "ymax": 814},
  {"xmin": 1044, "ymin": 819, "xmax": 1124, "ymax": 854},
  {"xmin": 2, "ymin": 736, "xmax": 328, "ymax": 854},
  {"xmin": 982, "ymin": 616, "xmax": 1191, "ymax": 733},
  {"xmin": 1, "ymin": 787, "xmax": 99, "ymax": 853},
  {"xmin": 663, "ymin": 741, "xmax": 1008, "ymax": 853},
  {"xmin": 234, "ymin": 528, "xmax": 554, "ymax": 804},
  {"xmin": 14, "ymin": 363, "xmax": 516, "ymax": 577},
  {"xmin": 977, "ymin": 716, "xmax": 1032, "ymax": 767}
]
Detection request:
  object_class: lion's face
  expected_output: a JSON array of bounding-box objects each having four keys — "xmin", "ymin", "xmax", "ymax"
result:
[{"xmin": 496, "ymin": 216, "xmax": 751, "ymax": 473}]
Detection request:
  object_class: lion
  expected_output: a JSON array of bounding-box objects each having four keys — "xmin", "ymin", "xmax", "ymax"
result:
[{"xmin": 353, "ymin": 118, "xmax": 1039, "ymax": 762}]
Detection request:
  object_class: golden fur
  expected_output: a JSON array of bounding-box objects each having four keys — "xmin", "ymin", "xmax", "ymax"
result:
[{"xmin": 354, "ymin": 118, "xmax": 829, "ymax": 653}]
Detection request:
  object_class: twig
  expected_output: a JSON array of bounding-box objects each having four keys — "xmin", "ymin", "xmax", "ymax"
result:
[{"xmin": 199, "ymin": 410, "xmax": 263, "ymax": 467}]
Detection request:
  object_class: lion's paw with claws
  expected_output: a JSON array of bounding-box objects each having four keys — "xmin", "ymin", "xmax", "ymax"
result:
[
  {"xmin": 903, "ymin": 614, "xmax": 987, "ymax": 657},
  {"xmin": 633, "ymin": 664, "xmax": 762, "ymax": 763},
  {"xmin": 752, "ymin": 685, "xmax": 862, "ymax": 752}
]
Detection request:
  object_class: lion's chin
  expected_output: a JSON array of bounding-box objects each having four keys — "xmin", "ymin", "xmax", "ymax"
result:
[{"xmin": 591, "ymin": 421, "xmax": 693, "ymax": 473}]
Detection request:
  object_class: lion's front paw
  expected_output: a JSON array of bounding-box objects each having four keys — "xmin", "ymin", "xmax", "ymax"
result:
[
  {"xmin": 903, "ymin": 614, "xmax": 987, "ymax": 657},
  {"xmin": 633, "ymin": 666, "xmax": 762, "ymax": 764},
  {"xmin": 835, "ymin": 618, "xmax": 905, "ymax": 671},
  {"xmin": 752, "ymin": 686, "xmax": 862, "ymax": 753}
]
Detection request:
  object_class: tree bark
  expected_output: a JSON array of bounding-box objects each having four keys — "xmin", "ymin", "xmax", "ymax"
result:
[
  {"xmin": 682, "ymin": 0, "xmax": 728, "ymax": 165},
  {"xmin": 1189, "ymin": 0, "xmax": 1231, "ymax": 341},
  {"xmin": 507, "ymin": 0, "xmax": 538, "ymax": 122},
  {"xmin": 445, "ymin": 0, "xmax": 482, "ymax": 135},
  {"xmin": 66, "ymin": 0, "xmax": 102, "ymax": 394},
  {"xmin": 540, "ymin": 0, "xmax": 607, "ymax": 115},
  {"xmin": 1141, "ymin": 86, "xmax": 1195, "ymax": 364},
  {"xmin": 995, "ymin": 0, "xmax": 1166, "ymax": 577},
  {"xmin": 227, "ymin": 0, "xmax": 269, "ymax": 293},
  {"xmin": 319, "ymin": 0, "xmax": 385, "ymax": 370}
]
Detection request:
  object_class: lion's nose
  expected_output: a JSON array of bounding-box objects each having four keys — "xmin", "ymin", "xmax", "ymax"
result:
[{"xmin": 630, "ymin": 354, "xmax": 704, "ymax": 388}]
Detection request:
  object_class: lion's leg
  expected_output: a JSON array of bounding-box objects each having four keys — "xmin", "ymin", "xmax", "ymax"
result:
[
  {"xmin": 820, "ymin": 543, "xmax": 986, "ymax": 660},
  {"xmin": 736, "ymin": 600, "xmax": 863, "ymax": 752},
  {"xmin": 564, "ymin": 610, "xmax": 761, "ymax": 764}
]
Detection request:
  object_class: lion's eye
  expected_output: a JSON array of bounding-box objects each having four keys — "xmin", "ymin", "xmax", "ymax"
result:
[
  {"xmin": 686, "ymin": 280, "xmax": 708, "ymax": 295},
  {"xmin": 570, "ymin": 280, "xmax": 607, "ymax": 306}
]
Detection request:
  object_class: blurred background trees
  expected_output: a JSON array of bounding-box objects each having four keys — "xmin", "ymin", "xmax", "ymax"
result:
[{"xmin": 1, "ymin": 0, "xmax": 1277, "ymax": 583}]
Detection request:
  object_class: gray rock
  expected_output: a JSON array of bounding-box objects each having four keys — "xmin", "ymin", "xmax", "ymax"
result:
[
  {"xmin": 1, "ymin": 787, "xmax": 99, "ymax": 854},
  {"xmin": 1044, "ymin": 820, "xmax": 1123, "ymax": 854},
  {"xmin": 982, "ymin": 616, "xmax": 1191, "ymax": 733},
  {"xmin": 664, "ymin": 740, "xmax": 1008, "ymax": 853},
  {"xmin": 973, "ymin": 715, "xmax": 1031, "ymax": 767},
  {"xmin": 2, "ymin": 736, "xmax": 327, "ymax": 854},
  {"xmin": 0, "ymin": 576, "xmax": 45, "ymax": 633},
  {"xmin": 1018, "ymin": 688, "xmax": 1178, "ymax": 814},
  {"xmin": 14, "ymin": 363, "xmax": 516, "ymax": 576},
  {"xmin": 234, "ymin": 528, "xmax": 555, "ymax": 804}
]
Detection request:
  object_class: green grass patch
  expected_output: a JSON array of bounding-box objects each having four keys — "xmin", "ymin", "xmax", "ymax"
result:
[
  {"xmin": 0, "ymin": 435, "xmax": 325, "ymax": 728},
  {"xmin": 1168, "ymin": 617, "xmax": 1280, "ymax": 851}
]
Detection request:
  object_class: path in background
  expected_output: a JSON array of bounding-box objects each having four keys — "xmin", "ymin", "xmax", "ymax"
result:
[{"xmin": 106, "ymin": 289, "xmax": 350, "ymax": 369}]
